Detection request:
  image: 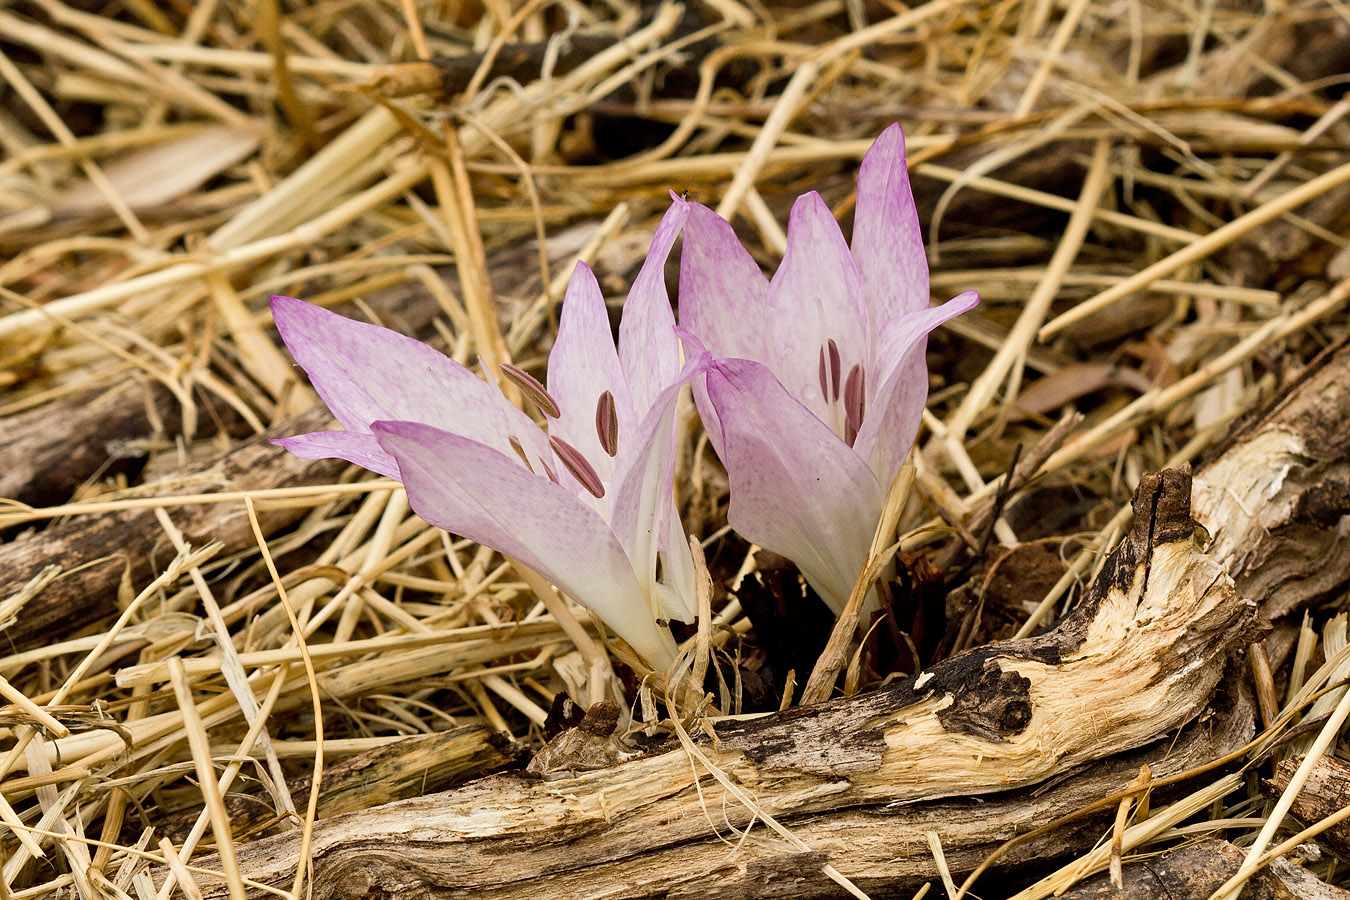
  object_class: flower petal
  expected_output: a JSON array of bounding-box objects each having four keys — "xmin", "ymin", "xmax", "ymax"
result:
[
  {"xmin": 853, "ymin": 290, "xmax": 980, "ymax": 484},
  {"xmin": 271, "ymin": 296, "xmax": 541, "ymax": 459},
  {"xmin": 607, "ymin": 378, "xmax": 697, "ymax": 622},
  {"xmin": 676, "ymin": 327, "xmax": 728, "ymax": 461},
  {"xmin": 851, "ymin": 123, "xmax": 930, "ymax": 321},
  {"xmin": 271, "ymin": 431, "xmax": 398, "ymax": 479},
  {"xmin": 656, "ymin": 501, "xmax": 697, "ymax": 623},
  {"xmin": 546, "ymin": 263, "xmax": 637, "ymax": 483},
  {"xmin": 372, "ymin": 420, "xmax": 677, "ymax": 670},
  {"xmin": 698, "ymin": 358, "xmax": 883, "ymax": 614},
  {"xmin": 678, "ymin": 201, "xmax": 769, "ymax": 361},
  {"xmin": 766, "ymin": 191, "xmax": 871, "ymax": 423},
  {"xmin": 618, "ymin": 195, "xmax": 688, "ymax": 414}
]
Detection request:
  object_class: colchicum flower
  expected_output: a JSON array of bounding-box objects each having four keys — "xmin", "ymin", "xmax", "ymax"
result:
[
  {"xmin": 679, "ymin": 124, "xmax": 978, "ymax": 615},
  {"xmin": 271, "ymin": 199, "xmax": 696, "ymax": 671}
]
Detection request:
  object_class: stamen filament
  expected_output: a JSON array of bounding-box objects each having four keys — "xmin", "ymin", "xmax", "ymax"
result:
[
  {"xmin": 549, "ymin": 435, "xmax": 606, "ymax": 499},
  {"xmin": 500, "ymin": 363, "xmax": 561, "ymax": 418},
  {"xmin": 595, "ymin": 390, "xmax": 619, "ymax": 457}
]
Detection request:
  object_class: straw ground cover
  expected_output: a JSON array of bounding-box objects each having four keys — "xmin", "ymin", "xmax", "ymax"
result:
[{"xmin": 3, "ymin": 0, "xmax": 1350, "ymax": 897}]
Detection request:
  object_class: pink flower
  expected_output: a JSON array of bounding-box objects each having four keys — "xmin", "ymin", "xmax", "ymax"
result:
[
  {"xmin": 271, "ymin": 200, "xmax": 696, "ymax": 671},
  {"xmin": 679, "ymin": 124, "xmax": 978, "ymax": 613}
]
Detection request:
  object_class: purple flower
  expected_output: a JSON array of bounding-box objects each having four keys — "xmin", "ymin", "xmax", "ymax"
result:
[
  {"xmin": 271, "ymin": 199, "xmax": 696, "ymax": 671},
  {"xmin": 679, "ymin": 124, "xmax": 978, "ymax": 614}
]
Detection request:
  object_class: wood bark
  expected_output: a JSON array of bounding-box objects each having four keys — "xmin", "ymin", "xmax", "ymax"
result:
[
  {"xmin": 1, "ymin": 378, "xmax": 208, "ymax": 510},
  {"xmin": 175, "ymin": 338, "xmax": 1350, "ymax": 900},
  {"xmin": 1193, "ymin": 336, "xmax": 1350, "ymax": 618},
  {"xmin": 208, "ymin": 683, "xmax": 1258, "ymax": 899},
  {"xmin": 1267, "ymin": 755, "xmax": 1350, "ymax": 861},
  {"xmin": 1269, "ymin": 856, "xmax": 1350, "ymax": 900},
  {"xmin": 1055, "ymin": 839, "xmax": 1348, "ymax": 900},
  {"xmin": 0, "ymin": 406, "xmax": 346, "ymax": 653},
  {"xmin": 160, "ymin": 726, "xmax": 526, "ymax": 842}
]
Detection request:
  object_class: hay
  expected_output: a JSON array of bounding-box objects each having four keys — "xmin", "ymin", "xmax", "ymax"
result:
[{"xmin": 2, "ymin": 0, "xmax": 1349, "ymax": 896}]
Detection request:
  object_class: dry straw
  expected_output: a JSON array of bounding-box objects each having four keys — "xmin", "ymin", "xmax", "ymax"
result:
[{"xmin": 2, "ymin": 0, "xmax": 1350, "ymax": 897}]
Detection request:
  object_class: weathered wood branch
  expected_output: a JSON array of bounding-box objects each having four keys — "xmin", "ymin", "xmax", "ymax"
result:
[
  {"xmin": 713, "ymin": 469, "xmax": 1252, "ymax": 792},
  {"xmin": 1193, "ymin": 337, "xmax": 1350, "ymax": 618},
  {"xmin": 0, "ymin": 406, "xmax": 346, "ymax": 653},
  {"xmin": 160, "ymin": 726, "xmax": 526, "ymax": 842},
  {"xmin": 0, "ymin": 378, "xmax": 211, "ymax": 510},
  {"xmin": 1267, "ymin": 754, "xmax": 1350, "ymax": 860},
  {"xmin": 205, "ymin": 684, "xmax": 1258, "ymax": 899}
]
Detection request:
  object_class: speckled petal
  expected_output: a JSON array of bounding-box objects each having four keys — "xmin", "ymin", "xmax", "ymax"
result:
[
  {"xmin": 619, "ymin": 195, "xmax": 688, "ymax": 414},
  {"xmin": 546, "ymin": 264, "xmax": 636, "ymax": 485},
  {"xmin": 765, "ymin": 191, "xmax": 871, "ymax": 422},
  {"xmin": 271, "ymin": 431, "xmax": 398, "ymax": 479},
  {"xmin": 373, "ymin": 420, "xmax": 678, "ymax": 670},
  {"xmin": 852, "ymin": 290, "xmax": 979, "ymax": 484},
  {"xmin": 607, "ymin": 377, "xmax": 697, "ymax": 622},
  {"xmin": 271, "ymin": 296, "xmax": 542, "ymax": 462},
  {"xmin": 678, "ymin": 201, "xmax": 769, "ymax": 362},
  {"xmin": 851, "ymin": 123, "xmax": 930, "ymax": 322},
  {"xmin": 697, "ymin": 357, "xmax": 883, "ymax": 614}
]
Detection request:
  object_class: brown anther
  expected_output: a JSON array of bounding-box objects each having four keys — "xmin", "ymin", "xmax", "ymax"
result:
[
  {"xmin": 843, "ymin": 363, "xmax": 865, "ymax": 447},
  {"xmin": 827, "ymin": 338, "xmax": 842, "ymax": 401},
  {"xmin": 500, "ymin": 363, "xmax": 561, "ymax": 418},
  {"xmin": 549, "ymin": 435, "xmax": 606, "ymax": 499},
  {"xmin": 595, "ymin": 390, "xmax": 619, "ymax": 457}
]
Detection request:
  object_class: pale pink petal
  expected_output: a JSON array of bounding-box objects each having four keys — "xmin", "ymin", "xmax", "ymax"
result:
[
  {"xmin": 677, "ymin": 202, "xmax": 769, "ymax": 361},
  {"xmin": 372, "ymin": 420, "xmax": 677, "ymax": 670},
  {"xmin": 699, "ymin": 358, "xmax": 884, "ymax": 614},
  {"xmin": 618, "ymin": 196, "xmax": 688, "ymax": 414},
  {"xmin": 607, "ymin": 378, "xmax": 695, "ymax": 622},
  {"xmin": 853, "ymin": 291, "xmax": 979, "ymax": 484},
  {"xmin": 676, "ymin": 328, "xmax": 728, "ymax": 464},
  {"xmin": 546, "ymin": 264, "xmax": 636, "ymax": 483},
  {"xmin": 271, "ymin": 296, "xmax": 539, "ymax": 458},
  {"xmin": 655, "ymin": 502, "xmax": 697, "ymax": 623},
  {"xmin": 851, "ymin": 123, "xmax": 930, "ymax": 321},
  {"xmin": 765, "ymin": 191, "xmax": 871, "ymax": 423},
  {"xmin": 271, "ymin": 431, "xmax": 398, "ymax": 479}
]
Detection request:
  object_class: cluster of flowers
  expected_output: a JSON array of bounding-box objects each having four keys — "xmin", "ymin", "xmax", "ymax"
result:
[{"xmin": 272, "ymin": 125, "xmax": 978, "ymax": 673}]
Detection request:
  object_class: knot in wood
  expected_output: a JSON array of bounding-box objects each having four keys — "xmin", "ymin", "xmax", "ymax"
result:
[
  {"xmin": 935, "ymin": 663, "xmax": 1033, "ymax": 742},
  {"xmin": 1295, "ymin": 477, "xmax": 1350, "ymax": 526}
]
